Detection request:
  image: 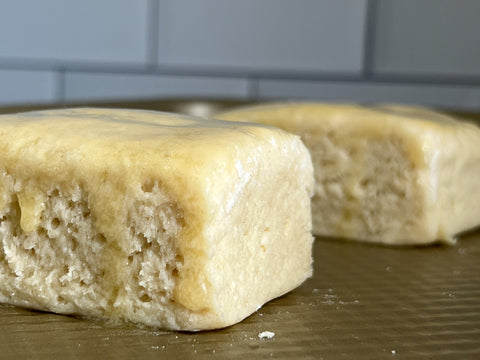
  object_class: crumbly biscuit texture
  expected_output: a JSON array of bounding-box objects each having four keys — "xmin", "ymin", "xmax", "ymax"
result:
[
  {"xmin": 217, "ymin": 103, "xmax": 480, "ymax": 245},
  {"xmin": 0, "ymin": 108, "xmax": 314, "ymax": 330}
]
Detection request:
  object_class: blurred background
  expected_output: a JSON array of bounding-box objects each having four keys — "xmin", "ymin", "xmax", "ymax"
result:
[{"xmin": 0, "ymin": 0, "xmax": 479, "ymax": 110}]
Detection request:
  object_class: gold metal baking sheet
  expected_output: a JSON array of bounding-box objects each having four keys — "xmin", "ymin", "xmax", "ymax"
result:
[{"xmin": 1, "ymin": 234, "xmax": 479, "ymax": 359}]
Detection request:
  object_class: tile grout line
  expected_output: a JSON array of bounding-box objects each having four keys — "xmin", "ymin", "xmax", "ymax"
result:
[
  {"xmin": 55, "ymin": 68, "xmax": 66, "ymax": 105},
  {"xmin": 247, "ymin": 75, "xmax": 259, "ymax": 100},
  {"xmin": 0, "ymin": 59, "xmax": 479, "ymax": 87},
  {"xmin": 146, "ymin": 0, "xmax": 160, "ymax": 69},
  {"xmin": 362, "ymin": 0, "xmax": 378, "ymax": 80}
]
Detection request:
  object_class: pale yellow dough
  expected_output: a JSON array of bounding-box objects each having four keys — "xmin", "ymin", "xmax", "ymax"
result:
[
  {"xmin": 0, "ymin": 108, "xmax": 314, "ymax": 330},
  {"xmin": 216, "ymin": 103, "xmax": 480, "ymax": 245}
]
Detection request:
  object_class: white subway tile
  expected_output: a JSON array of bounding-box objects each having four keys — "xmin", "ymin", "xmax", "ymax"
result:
[
  {"xmin": 257, "ymin": 79, "xmax": 480, "ymax": 111},
  {"xmin": 158, "ymin": 0, "xmax": 367, "ymax": 73},
  {"xmin": 64, "ymin": 72, "xmax": 250, "ymax": 101},
  {"xmin": 0, "ymin": 70, "xmax": 58, "ymax": 105},
  {"xmin": 0, "ymin": 0, "xmax": 149, "ymax": 64},
  {"xmin": 373, "ymin": 0, "xmax": 480, "ymax": 77}
]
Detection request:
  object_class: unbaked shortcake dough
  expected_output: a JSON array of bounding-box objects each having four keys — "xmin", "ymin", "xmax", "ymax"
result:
[
  {"xmin": 216, "ymin": 103, "xmax": 480, "ymax": 245},
  {"xmin": 0, "ymin": 108, "xmax": 314, "ymax": 330}
]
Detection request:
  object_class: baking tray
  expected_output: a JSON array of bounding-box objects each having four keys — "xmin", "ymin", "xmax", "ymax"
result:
[{"xmin": 0, "ymin": 100, "xmax": 479, "ymax": 359}]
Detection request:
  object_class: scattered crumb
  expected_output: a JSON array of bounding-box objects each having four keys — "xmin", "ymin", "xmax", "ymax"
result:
[
  {"xmin": 321, "ymin": 293, "xmax": 338, "ymax": 305},
  {"xmin": 385, "ymin": 266, "xmax": 392, "ymax": 272},
  {"xmin": 391, "ymin": 350, "xmax": 396, "ymax": 355},
  {"xmin": 258, "ymin": 331, "xmax": 275, "ymax": 339},
  {"xmin": 443, "ymin": 292, "xmax": 456, "ymax": 298}
]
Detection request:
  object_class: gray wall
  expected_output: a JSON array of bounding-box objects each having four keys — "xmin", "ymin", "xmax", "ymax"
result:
[{"xmin": 0, "ymin": 0, "xmax": 479, "ymax": 110}]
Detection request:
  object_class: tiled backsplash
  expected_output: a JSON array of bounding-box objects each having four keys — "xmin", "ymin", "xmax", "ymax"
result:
[{"xmin": 1, "ymin": 0, "xmax": 479, "ymax": 110}]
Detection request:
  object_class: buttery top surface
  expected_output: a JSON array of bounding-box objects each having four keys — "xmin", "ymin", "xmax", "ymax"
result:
[
  {"xmin": 0, "ymin": 107, "xmax": 278, "ymax": 148},
  {"xmin": 0, "ymin": 107, "xmax": 293, "ymax": 191},
  {"xmin": 216, "ymin": 102, "xmax": 480, "ymax": 135},
  {"xmin": 216, "ymin": 101, "xmax": 480, "ymax": 172}
]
